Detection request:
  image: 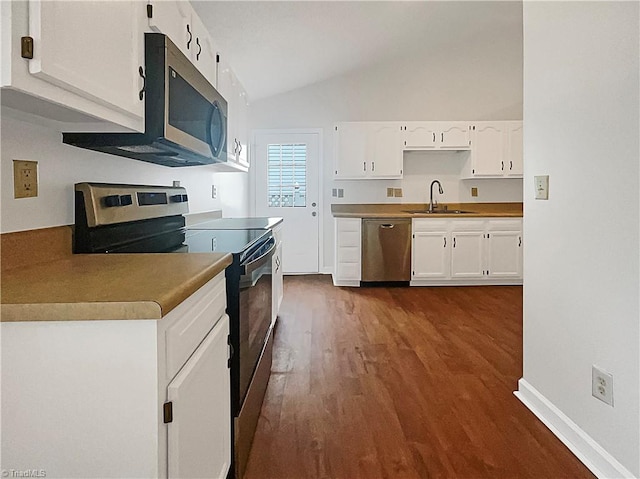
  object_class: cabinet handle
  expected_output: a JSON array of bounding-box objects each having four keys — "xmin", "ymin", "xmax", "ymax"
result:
[
  {"xmin": 519, "ymin": 236, "xmax": 522, "ymax": 247},
  {"xmin": 453, "ymin": 237, "xmax": 456, "ymax": 248},
  {"xmin": 372, "ymin": 161, "xmax": 375, "ymax": 172},
  {"xmin": 501, "ymin": 161, "xmax": 504, "ymax": 171},
  {"xmin": 363, "ymin": 162, "xmax": 366, "ymax": 172},
  {"xmin": 443, "ymin": 237, "xmax": 446, "ymax": 248},
  {"xmin": 196, "ymin": 38, "xmax": 201, "ymax": 60},
  {"xmin": 186, "ymin": 24, "xmax": 192, "ymax": 49},
  {"xmin": 441, "ymin": 132, "xmax": 444, "ymax": 142},
  {"xmin": 433, "ymin": 132, "xmax": 436, "ymax": 143},
  {"xmin": 138, "ymin": 66, "xmax": 146, "ymax": 101},
  {"xmin": 510, "ymin": 160, "xmax": 513, "ymax": 170}
]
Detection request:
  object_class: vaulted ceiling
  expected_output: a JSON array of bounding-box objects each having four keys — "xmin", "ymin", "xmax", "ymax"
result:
[{"xmin": 192, "ymin": 1, "xmax": 523, "ymax": 101}]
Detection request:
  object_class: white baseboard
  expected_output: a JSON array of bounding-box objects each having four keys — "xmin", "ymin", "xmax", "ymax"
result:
[{"xmin": 515, "ymin": 379, "xmax": 636, "ymax": 479}]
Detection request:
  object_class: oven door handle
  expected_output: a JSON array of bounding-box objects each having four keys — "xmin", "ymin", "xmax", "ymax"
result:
[{"xmin": 242, "ymin": 238, "xmax": 276, "ymax": 276}]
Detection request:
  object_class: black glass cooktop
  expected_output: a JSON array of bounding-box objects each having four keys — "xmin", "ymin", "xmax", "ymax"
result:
[{"xmin": 183, "ymin": 228, "xmax": 270, "ymax": 257}]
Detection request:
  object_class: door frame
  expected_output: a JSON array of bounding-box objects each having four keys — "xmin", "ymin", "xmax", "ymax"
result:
[{"xmin": 250, "ymin": 128, "xmax": 324, "ymax": 274}]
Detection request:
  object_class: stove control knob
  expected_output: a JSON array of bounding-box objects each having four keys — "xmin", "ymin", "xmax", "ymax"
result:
[
  {"xmin": 119, "ymin": 194, "xmax": 133, "ymax": 206},
  {"xmin": 103, "ymin": 195, "xmax": 121, "ymax": 207},
  {"xmin": 170, "ymin": 194, "xmax": 189, "ymax": 203}
]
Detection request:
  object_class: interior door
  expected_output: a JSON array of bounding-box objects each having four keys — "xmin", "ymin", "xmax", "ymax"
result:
[{"xmin": 254, "ymin": 131, "xmax": 320, "ymax": 274}]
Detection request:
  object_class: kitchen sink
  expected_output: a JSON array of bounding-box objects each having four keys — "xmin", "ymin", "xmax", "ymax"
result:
[{"xmin": 403, "ymin": 209, "xmax": 476, "ymax": 215}]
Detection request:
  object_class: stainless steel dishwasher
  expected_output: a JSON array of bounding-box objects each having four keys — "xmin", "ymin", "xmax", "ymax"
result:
[{"xmin": 361, "ymin": 218, "xmax": 412, "ymax": 282}]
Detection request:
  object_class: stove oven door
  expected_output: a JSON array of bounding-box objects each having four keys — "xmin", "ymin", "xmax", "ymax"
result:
[{"xmin": 237, "ymin": 238, "xmax": 275, "ymax": 408}]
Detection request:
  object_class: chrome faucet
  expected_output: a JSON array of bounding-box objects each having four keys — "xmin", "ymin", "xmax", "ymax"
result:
[{"xmin": 429, "ymin": 180, "xmax": 444, "ymax": 212}]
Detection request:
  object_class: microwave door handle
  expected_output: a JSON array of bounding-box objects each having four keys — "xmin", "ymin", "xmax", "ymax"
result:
[
  {"xmin": 207, "ymin": 101, "xmax": 226, "ymax": 158},
  {"xmin": 242, "ymin": 239, "xmax": 276, "ymax": 276}
]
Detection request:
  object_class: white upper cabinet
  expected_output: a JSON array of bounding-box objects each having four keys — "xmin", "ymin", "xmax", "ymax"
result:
[
  {"xmin": 465, "ymin": 121, "xmax": 523, "ymax": 178},
  {"xmin": 1, "ymin": 1, "xmax": 145, "ymax": 131},
  {"xmin": 368, "ymin": 122, "xmax": 403, "ymax": 178},
  {"xmin": 402, "ymin": 122, "xmax": 470, "ymax": 150},
  {"xmin": 216, "ymin": 57, "xmax": 249, "ymax": 171},
  {"xmin": 439, "ymin": 122, "xmax": 471, "ymax": 149},
  {"xmin": 403, "ymin": 122, "xmax": 438, "ymax": 149},
  {"xmin": 146, "ymin": 1, "xmax": 190, "ymax": 56},
  {"xmin": 334, "ymin": 121, "xmax": 403, "ymax": 179},
  {"xmin": 146, "ymin": 1, "xmax": 218, "ymax": 87},
  {"xmin": 469, "ymin": 122, "xmax": 506, "ymax": 176},
  {"xmin": 506, "ymin": 121, "xmax": 523, "ymax": 176}
]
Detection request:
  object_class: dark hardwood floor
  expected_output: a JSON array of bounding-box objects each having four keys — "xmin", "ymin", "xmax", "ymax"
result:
[{"xmin": 244, "ymin": 275, "xmax": 594, "ymax": 479}]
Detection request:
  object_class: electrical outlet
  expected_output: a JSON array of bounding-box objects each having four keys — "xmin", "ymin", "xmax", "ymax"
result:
[
  {"xmin": 393, "ymin": 188, "xmax": 403, "ymax": 198},
  {"xmin": 212, "ymin": 185, "xmax": 218, "ymax": 199},
  {"xmin": 471, "ymin": 187, "xmax": 478, "ymax": 197},
  {"xmin": 13, "ymin": 160, "xmax": 38, "ymax": 198},
  {"xmin": 535, "ymin": 175, "xmax": 549, "ymax": 200},
  {"xmin": 592, "ymin": 365, "xmax": 614, "ymax": 406},
  {"xmin": 332, "ymin": 188, "xmax": 337, "ymax": 197},
  {"xmin": 337, "ymin": 188, "xmax": 344, "ymax": 198},
  {"xmin": 386, "ymin": 187, "xmax": 394, "ymax": 198}
]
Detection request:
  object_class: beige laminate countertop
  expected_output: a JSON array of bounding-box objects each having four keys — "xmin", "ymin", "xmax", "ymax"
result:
[
  {"xmin": 1, "ymin": 227, "xmax": 232, "ymax": 322},
  {"xmin": 331, "ymin": 202, "xmax": 523, "ymax": 218}
]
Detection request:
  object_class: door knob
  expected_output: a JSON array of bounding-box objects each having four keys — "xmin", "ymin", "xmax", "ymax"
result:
[
  {"xmin": 312, "ymin": 202, "xmax": 316, "ymax": 207},
  {"xmin": 312, "ymin": 212, "xmax": 317, "ymax": 217}
]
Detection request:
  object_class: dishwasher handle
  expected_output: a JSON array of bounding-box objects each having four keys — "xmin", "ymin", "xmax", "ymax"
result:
[{"xmin": 379, "ymin": 224, "xmax": 395, "ymax": 229}]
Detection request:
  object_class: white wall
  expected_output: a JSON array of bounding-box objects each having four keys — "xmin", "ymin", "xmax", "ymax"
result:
[
  {"xmin": 521, "ymin": 2, "xmax": 639, "ymax": 476},
  {"xmin": 249, "ymin": 18, "xmax": 523, "ymax": 271},
  {"xmin": 0, "ymin": 113, "xmax": 249, "ymax": 233}
]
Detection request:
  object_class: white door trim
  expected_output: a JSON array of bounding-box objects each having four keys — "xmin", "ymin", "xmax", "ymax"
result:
[{"xmin": 250, "ymin": 128, "xmax": 324, "ymax": 274}]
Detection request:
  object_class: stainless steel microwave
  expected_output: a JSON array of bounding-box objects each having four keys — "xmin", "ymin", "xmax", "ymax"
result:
[{"xmin": 63, "ymin": 34, "xmax": 227, "ymax": 167}]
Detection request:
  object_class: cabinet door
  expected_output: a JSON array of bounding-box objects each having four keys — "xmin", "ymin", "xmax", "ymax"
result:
[
  {"xmin": 506, "ymin": 121, "xmax": 523, "ymax": 177},
  {"xmin": 439, "ymin": 123, "xmax": 470, "ymax": 149},
  {"xmin": 471, "ymin": 123, "xmax": 505, "ymax": 176},
  {"xmin": 404, "ymin": 122, "xmax": 438, "ymax": 149},
  {"xmin": 189, "ymin": 12, "xmax": 218, "ymax": 86},
  {"xmin": 334, "ymin": 123, "xmax": 367, "ymax": 179},
  {"xmin": 167, "ymin": 315, "xmax": 231, "ymax": 479},
  {"xmin": 217, "ymin": 61, "xmax": 238, "ymax": 164},
  {"xmin": 147, "ymin": 1, "xmax": 191, "ymax": 57},
  {"xmin": 368, "ymin": 123, "xmax": 403, "ymax": 178},
  {"xmin": 272, "ymin": 241, "xmax": 283, "ymax": 321},
  {"xmin": 28, "ymin": 1, "xmax": 143, "ymax": 120},
  {"xmin": 412, "ymin": 231, "xmax": 450, "ymax": 279},
  {"xmin": 487, "ymin": 231, "xmax": 522, "ymax": 278},
  {"xmin": 450, "ymin": 231, "xmax": 484, "ymax": 278},
  {"xmin": 235, "ymin": 86, "xmax": 250, "ymax": 168}
]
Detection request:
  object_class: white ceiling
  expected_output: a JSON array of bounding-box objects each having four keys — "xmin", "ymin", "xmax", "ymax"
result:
[{"xmin": 192, "ymin": 1, "xmax": 523, "ymax": 101}]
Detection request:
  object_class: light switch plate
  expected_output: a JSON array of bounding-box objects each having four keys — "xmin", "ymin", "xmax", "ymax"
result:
[{"xmin": 535, "ymin": 175, "xmax": 549, "ymax": 200}]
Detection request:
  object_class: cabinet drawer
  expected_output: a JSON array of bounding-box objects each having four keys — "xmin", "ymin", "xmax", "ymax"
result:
[
  {"xmin": 487, "ymin": 219, "xmax": 522, "ymax": 231},
  {"xmin": 337, "ymin": 246, "xmax": 360, "ymax": 263},
  {"xmin": 337, "ymin": 231, "xmax": 361, "ymax": 247},
  {"xmin": 336, "ymin": 218, "xmax": 361, "ymax": 233},
  {"xmin": 165, "ymin": 273, "xmax": 227, "ymax": 380},
  {"xmin": 413, "ymin": 219, "xmax": 449, "ymax": 233},
  {"xmin": 450, "ymin": 219, "xmax": 485, "ymax": 231},
  {"xmin": 336, "ymin": 262, "xmax": 360, "ymax": 280}
]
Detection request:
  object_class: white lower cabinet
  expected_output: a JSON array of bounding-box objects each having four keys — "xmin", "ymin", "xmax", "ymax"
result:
[
  {"xmin": 272, "ymin": 224, "xmax": 284, "ymax": 321},
  {"xmin": 0, "ymin": 273, "xmax": 231, "ymax": 479},
  {"xmin": 486, "ymin": 221, "xmax": 523, "ymax": 278},
  {"xmin": 332, "ymin": 218, "xmax": 362, "ymax": 286},
  {"xmin": 412, "ymin": 218, "xmax": 523, "ymax": 285},
  {"xmin": 450, "ymin": 224, "xmax": 485, "ymax": 279},
  {"xmin": 411, "ymin": 220, "xmax": 450, "ymax": 279}
]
